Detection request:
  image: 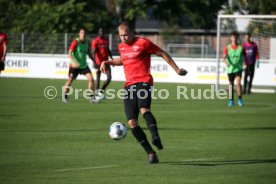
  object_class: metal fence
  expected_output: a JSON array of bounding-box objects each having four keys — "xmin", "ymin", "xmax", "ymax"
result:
[
  {"xmin": 6, "ymin": 33, "xmax": 275, "ymax": 60},
  {"xmin": 7, "ymin": 33, "xmax": 218, "ymax": 58}
]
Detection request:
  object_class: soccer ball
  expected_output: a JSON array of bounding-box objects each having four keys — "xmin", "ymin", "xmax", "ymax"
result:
[{"xmin": 109, "ymin": 122, "xmax": 127, "ymax": 140}]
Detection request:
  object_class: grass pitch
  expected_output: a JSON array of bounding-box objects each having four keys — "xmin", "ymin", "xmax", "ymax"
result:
[{"xmin": 0, "ymin": 77, "xmax": 276, "ymax": 184}]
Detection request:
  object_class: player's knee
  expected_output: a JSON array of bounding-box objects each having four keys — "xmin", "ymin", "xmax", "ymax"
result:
[
  {"xmin": 128, "ymin": 119, "xmax": 138, "ymax": 128},
  {"xmin": 140, "ymin": 108, "xmax": 150, "ymax": 115},
  {"xmin": 86, "ymin": 74, "xmax": 94, "ymax": 82},
  {"xmin": 67, "ymin": 77, "xmax": 74, "ymax": 84},
  {"xmin": 236, "ymin": 79, "xmax": 241, "ymax": 85}
]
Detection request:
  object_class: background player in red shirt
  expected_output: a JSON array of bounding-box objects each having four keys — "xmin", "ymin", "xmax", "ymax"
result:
[
  {"xmin": 242, "ymin": 32, "xmax": 259, "ymax": 95},
  {"xmin": 0, "ymin": 33, "xmax": 7, "ymax": 74},
  {"xmin": 91, "ymin": 28, "xmax": 113, "ymax": 97},
  {"xmin": 100, "ymin": 21, "xmax": 187, "ymax": 164}
]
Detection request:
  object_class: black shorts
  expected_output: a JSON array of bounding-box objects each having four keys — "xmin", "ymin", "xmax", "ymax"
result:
[
  {"xmin": 124, "ymin": 82, "xmax": 152, "ymax": 120},
  {"xmin": 0, "ymin": 62, "xmax": 5, "ymax": 71},
  {"xmin": 68, "ymin": 66, "xmax": 91, "ymax": 79},
  {"xmin": 228, "ymin": 70, "xmax": 243, "ymax": 82}
]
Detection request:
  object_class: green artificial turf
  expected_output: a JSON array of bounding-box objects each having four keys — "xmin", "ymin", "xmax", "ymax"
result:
[{"xmin": 0, "ymin": 78, "xmax": 275, "ymax": 184}]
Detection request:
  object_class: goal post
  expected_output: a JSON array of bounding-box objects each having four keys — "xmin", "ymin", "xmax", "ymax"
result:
[{"xmin": 215, "ymin": 14, "xmax": 276, "ymax": 93}]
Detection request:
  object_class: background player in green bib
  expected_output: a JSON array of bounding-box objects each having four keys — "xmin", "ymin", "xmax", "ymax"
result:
[
  {"xmin": 223, "ymin": 31, "xmax": 246, "ymax": 107},
  {"xmin": 63, "ymin": 28, "xmax": 99, "ymax": 103}
]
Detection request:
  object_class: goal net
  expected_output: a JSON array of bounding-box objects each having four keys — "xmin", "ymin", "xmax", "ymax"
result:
[{"xmin": 215, "ymin": 15, "xmax": 276, "ymax": 93}]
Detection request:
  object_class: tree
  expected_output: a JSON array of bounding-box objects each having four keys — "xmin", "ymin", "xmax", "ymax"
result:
[
  {"xmin": 2, "ymin": 0, "xmax": 274, "ymax": 34},
  {"xmin": 220, "ymin": 0, "xmax": 276, "ymax": 33},
  {"xmin": 183, "ymin": 0, "xmax": 227, "ymax": 29},
  {"xmin": 0, "ymin": 0, "xmax": 114, "ymax": 33},
  {"xmin": 221, "ymin": 0, "xmax": 276, "ymax": 16},
  {"xmin": 104, "ymin": 0, "xmax": 227, "ymax": 30},
  {"xmin": 104, "ymin": 0, "xmax": 149, "ymax": 29},
  {"xmin": 239, "ymin": 0, "xmax": 276, "ymax": 15}
]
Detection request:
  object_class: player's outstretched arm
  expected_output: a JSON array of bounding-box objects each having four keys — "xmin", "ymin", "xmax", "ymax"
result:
[
  {"xmin": 223, "ymin": 56, "xmax": 229, "ymax": 67},
  {"xmin": 1, "ymin": 42, "xmax": 7, "ymax": 62},
  {"xmin": 156, "ymin": 49, "xmax": 187, "ymax": 76},
  {"xmin": 255, "ymin": 43, "xmax": 260, "ymax": 68},
  {"xmin": 222, "ymin": 47, "xmax": 230, "ymax": 68},
  {"xmin": 100, "ymin": 57, "xmax": 123, "ymax": 74},
  {"xmin": 1, "ymin": 34, "xmax": 7, "ymax": 62},
  {"xmin": 243, "ymin": 55, "xmax": 247, "ymax": 69},
  {"xmin": 242, "ymin": 47, "xmax": 247, "ymax": 69}
]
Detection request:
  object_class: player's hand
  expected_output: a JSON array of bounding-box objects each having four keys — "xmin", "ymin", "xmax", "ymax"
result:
[
  {"xmin": 100, "ymin": 62, "xmax": 107, "ymax": 74},
  {"xmin": 74, "ymin": 63, "xmax": 80, "ymax": 68},
  {"xmin": 177, "ymin": 68, "xmax": 188, "ymax": 76},
  {"xmin": 256, "ymin": 60, "xmax": 260, "ymax": 68},
  {"xmin": 72, "ymin": 61, "xmax": 80, "ymax": 68},
  {"xmin": 224, "ymin": 61, "xmax": 229, "ymax": 68},
  {"xmin": 223, "ymin": 59, "xmax": 229, "ymax": 68}
]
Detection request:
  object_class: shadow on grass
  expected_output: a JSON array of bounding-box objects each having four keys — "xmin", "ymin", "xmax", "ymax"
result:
[
  {"xmin": 161, "ymin": 158, "xmax": 276, "ymax": 166},
  {"xmin": 156, "ymin": 127, "xmax": 276, "ymax": 131},
  {"xmin": 2, "ymin": 127, "xmax": 276, "ymax": 133},
  {"xmin": 0, "ymin": 95, "xmax": 43, "ymax": 98},
  {"xmin": 0, "ymin": 129, "xmax": 106, "ymax": 133}
]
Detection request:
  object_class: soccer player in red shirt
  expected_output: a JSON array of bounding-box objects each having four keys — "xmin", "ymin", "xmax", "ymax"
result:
[
  {"xmin": 223, "ymin": 31, "xmax": 246, "ymax": 107},
  {"xmin": 91, "ymin": 28, "xmax": 113, "ymax": 97},
  {"xmin": 100, "ymin": 21, "xmax": 187, "ymax": 164},
  {"xmin": 242, "ymin": 32, "xmax": 259, "ymax": 94},
  {"xmin": 0, "ymin": 33, "xmax": 7, "ymax": 74},
  {"xmin": 63, "ymin": 28, "xmax": 99, "ymax": 103}
]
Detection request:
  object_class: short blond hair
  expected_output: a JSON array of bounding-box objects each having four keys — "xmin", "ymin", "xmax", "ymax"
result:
[{"xmin": 118, "ymin": 21, "xmax": 133, "ymax": 32}]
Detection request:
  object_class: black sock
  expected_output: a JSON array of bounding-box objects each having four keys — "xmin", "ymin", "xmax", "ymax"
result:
[
  {"xmin": 143, "ymin": 111, "xmax": 159, "ymax": 138},
  {"xmin": 238, "ymin": 96, "xmax": 242, "ymax": 100},
  {"xmin": 131, "ymin": 126, "xmax": 155, "ymax": 154}
]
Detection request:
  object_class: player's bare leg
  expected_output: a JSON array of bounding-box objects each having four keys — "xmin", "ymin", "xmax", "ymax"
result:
[
  {"xmin": 85, "ymin": 72, "xmax": 95, "ymax": 92},
  {"xmin": 85, "ymin": 73, "xmax": 99, "ymax": 103},
  {"xmin": 128, "ymin": 119, "xmax": 158, "ymax": 163},
  {"xmin": 236, "ymin": 76, "xmax": 244, "ymax": 106},
  {"xmin": 62, "ymin": 77, "xmax": 74, "ymax": 103},
  {"xmin": 140, "ymin": 107, "xmax": 163, "ymax": 150},
  {"xmin": 228, "ymin": 80, "xmax": 234, "ymax": 106},
  {"xmin": 236, "ymin": 76, "xmax": 242, "ymax": 97}
]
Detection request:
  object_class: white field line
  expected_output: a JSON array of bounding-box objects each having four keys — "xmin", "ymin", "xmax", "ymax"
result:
[
  {"xmin": 158, "ymin": 103, "xmax": 276, "ymax": 113},
  {"xmin": 181, "ymin": 158, "xmax": 222, "ymax": 162},
  {"xmin": 54, "ymin": 165, "xmax": 119, "ymax": 172}
]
